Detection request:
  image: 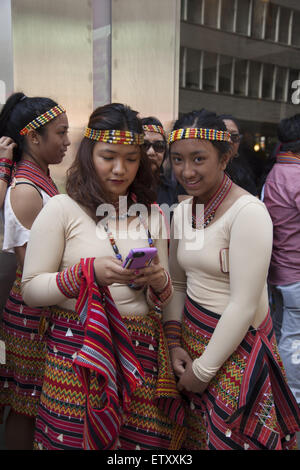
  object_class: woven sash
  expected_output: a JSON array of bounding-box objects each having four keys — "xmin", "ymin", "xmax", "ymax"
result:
[
  {"xmin": 72, "ymin": 258, "xmax": 145, "ymax": 450},
  {"xmin": 276, "ymin": 151, "xmax": 300, "ymax": 165},
  {"xmin": 14, "ymin": 160, "xmax": 58, "ymax": 197}
]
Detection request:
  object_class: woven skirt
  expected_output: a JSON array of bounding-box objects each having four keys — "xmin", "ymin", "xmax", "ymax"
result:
[
  {"xmin": 0, "ymin": 268, "xmax": 49, "ymax": 418},
  {"xmin": 181, "ymin": 295, "xmax": 300, "ymax": 450},
  {"xmin": 34, "ymin": 306, "xmax": 185, "ymax": 450}
]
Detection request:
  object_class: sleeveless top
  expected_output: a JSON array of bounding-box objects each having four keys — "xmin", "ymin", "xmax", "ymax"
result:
[{"xmin": 2, "ymin": 183, "xmax": 50, "ymax": 253}]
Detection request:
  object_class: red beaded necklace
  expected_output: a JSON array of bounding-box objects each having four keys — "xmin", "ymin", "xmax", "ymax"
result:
[{"xmin": 192, "ymin": 173, "xmax": 232, "ymax": 229}]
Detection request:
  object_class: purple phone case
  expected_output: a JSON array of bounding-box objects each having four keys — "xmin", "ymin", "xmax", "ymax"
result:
[{"xmin": 122, "ymin": 247, "xmax": 157, "ymax": 269}]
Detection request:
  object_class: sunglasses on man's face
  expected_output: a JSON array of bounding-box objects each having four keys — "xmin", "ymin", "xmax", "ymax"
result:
[
  {"xmin": 230, "ymin": 133, "xmax": 243, "ymax": 143},
  {"xmin": 143, "ymin": 140, "xmax": 167, "ymax": 153}
]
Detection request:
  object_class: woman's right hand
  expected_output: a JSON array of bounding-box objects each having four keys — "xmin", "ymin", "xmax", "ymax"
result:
[
  {"xmin": 93, "ymin": 256, "xmax": 136, "ymax": 286},
  {"xmin": 0, "ymin": 136, "xmax": 16, "ymax": 161},
  {"xmin": 170, "ymin": 347, "xmax": 193, "ymax": 378}
]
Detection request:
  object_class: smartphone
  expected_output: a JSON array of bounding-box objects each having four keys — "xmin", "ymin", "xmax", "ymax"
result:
[{"xmin": 122, "ymin": 247, "xmax": 157, "ymax": 269}]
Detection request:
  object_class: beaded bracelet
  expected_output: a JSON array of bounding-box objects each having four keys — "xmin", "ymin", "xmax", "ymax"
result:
[
  {"xmin": 0, "ymin": 158, "xmax": 14, "ymax": 184},
  {"xmin": 163, "ymin": 320, "xmax": 182, "ymax": 350},
  {"xmin": 56, "ymin": 263, "xmax": 82, "ymax": 298},
  {"xmin": 147, "ymin": 271, "xmax": 173, "ymax": 309}
]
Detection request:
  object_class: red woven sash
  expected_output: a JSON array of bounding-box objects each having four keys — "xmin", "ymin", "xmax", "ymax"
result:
[{"xmin": 72, "ymin": 258, "xmax": 145, "ymax": 450}]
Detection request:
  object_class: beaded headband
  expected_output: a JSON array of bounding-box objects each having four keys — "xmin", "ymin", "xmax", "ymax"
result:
[
  {"xmin": 19, "ymin": 105, "xmax": 66, "ymax": 136},
  {"xmin": 143, "ymin": 124, "xmax": 165, "ymax": 136},
  {"xmin": 168, "ymin": 127, "xmax": 231, "ymax": 144},
  {"xmin": 84, "ymin": 128, "xmax": 144, "ymax": 145}
]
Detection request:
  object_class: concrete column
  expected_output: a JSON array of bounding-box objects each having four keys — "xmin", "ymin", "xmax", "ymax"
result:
[
  {"xmin": 10, "ymin": 0, "xmax": 94, "ymax": 190},
  {"xmin": 111, "ymin": 0, "xmax": 181, "ymax": 129},
  {"xmin": 0, "ymin": 0, "xmax": 14, "ymax": 105}
]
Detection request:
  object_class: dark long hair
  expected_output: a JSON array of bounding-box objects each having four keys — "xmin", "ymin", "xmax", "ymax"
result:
[
  {"xmin": 0, "ymin": 92, "xmax": 59, "ymax": 162},
  {"xmin": 171, "ymin": 109, "xmax": 231, "ymax": 157},
  {"xmin": 66, "ymin": 103, "xmax": 156, "ymax": 220}
]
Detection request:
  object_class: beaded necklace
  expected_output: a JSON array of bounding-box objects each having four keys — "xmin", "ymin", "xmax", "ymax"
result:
[
  {"xmin": 192, "ymin": 173, "xmax": 232, "ymax": 229},
  {"xmin": 104, "ymin": 218, "xmax": 154, "ymax": 261},
  {"xmin": 102, "ymin": 201, "xmax": 154, "ymax": 289}
]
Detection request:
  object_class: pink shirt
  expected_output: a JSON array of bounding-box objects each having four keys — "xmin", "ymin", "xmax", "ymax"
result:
[{"xmin": 264, "ymin": 162, "xmax": 300, "ymax": 285}]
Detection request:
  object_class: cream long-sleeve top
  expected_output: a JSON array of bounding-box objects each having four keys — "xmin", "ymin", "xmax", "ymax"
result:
[
  {"xmin": 163, "ymin": 194, "xmax": 273, "ymax": 382},
  {"xmin": 21, "ymin": 194, "xmax": 170, "ymax": 316}
]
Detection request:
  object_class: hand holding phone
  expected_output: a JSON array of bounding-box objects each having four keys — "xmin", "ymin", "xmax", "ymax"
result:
[{"xmin": 122, "ymin": 247, "xmax": 158, "ymax": 270}]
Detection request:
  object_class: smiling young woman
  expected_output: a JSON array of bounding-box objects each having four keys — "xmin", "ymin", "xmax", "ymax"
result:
[
  {"xmin": 21, "ymin": 103, "xmax": 185, "ymax": 451},
  {"xmin": 163, "ymin": 108, "xmax": 300, "ymax": 451}
]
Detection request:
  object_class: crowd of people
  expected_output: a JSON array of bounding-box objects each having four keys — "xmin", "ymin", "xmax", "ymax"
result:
[{"xmin": 0, "ymin": 92, "xmax": 299, "ymax": 451}]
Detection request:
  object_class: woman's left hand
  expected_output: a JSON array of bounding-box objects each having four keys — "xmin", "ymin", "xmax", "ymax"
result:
[
  {"xmin": 177, "ymin": 361, "xmax": 209, "ymax": 394},
  {"xmin": 132, "ymin": 256, "xmax": 167, "ymax": 292}
]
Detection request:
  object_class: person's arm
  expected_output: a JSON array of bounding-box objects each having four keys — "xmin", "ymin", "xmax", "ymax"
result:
[
  {"xmin": 163, "ymin": 213, "xmax": 193, "ymax": 377},
  {"xmin": 163, "ymin": 212, "xmax": 187, "ymax": 323},
  {"xmin": 178, "ymin": 202, "xmax": 273, "ymax": 393},
  {"xmin": 21, "ymin": 196, "xmax": 70, "ymax": 307},
  {"xmin": 0, "ymin": 136, "xmax": 16, "ymax": 209}
]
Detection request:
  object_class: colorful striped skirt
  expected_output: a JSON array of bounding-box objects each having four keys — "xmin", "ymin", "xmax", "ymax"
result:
[
  {"xmin": 181, "ymin": 295, "xmax": 300, "ymax": 450},
  {"xmin": 0, "ymin": 268, "xmax": 49, "ymax": 418},
  {"xmin": 34, "ymin": 306, "xmax": 185, "ymax": 450}
]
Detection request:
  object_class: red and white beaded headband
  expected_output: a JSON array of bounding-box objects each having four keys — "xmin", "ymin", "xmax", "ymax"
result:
[
  {"xmin": 142, "ymin": 124, "xmax": 165, "ymax": 136},
  {"xmin": 168, "ymin": 127, "xmax": 231, "ymax": 144},
  {"xmin": 19, "ymin": 105, "xmax": 66, "ymax": 136},
  {"xmin": 84, "ymin": 127, "xmax": 144, "ymax": 145}
]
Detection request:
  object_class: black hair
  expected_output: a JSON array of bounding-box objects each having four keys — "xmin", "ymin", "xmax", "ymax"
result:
[
  {"xmin": 66, "ymin": 103, "xmax": 156, "ymax": 220},
  {"xmin": 277, "ymin": 113, "xmax": 300, "ymax": 154},
  {"xmin": 171, "ymin": 108, "xmax": 231, "ymax": 157},
  {"xmin": 0, "ymin": 92, "xmax": 58, "ymax": 162}
]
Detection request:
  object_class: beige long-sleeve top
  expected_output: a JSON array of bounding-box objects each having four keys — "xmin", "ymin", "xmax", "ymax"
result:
[
  {"xmin": 22, "ymin": 194, "xmax": 170, "ymax": 316},
  {"xmin": 163, "ymin": 194, "xmax": 273, "ymax": 381}
]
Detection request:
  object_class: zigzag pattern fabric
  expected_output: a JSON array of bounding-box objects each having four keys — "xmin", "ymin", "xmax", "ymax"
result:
[
  {"xmin": 73, "ymin": 257, "xmax": 145, "ymax": 450},
  {"xmin": 33, "ymin": 299, "xmax": 186, "ymax": 449},
  {"xmin": 0, "ymin": 269, "xmax": 49, "ymax": 417},
  {"xmin": 181, "ymin": 295, "xmax": 300, "ymax": 450},
  {"xmin": 0, "ymin": 162, "xmax": 58, "ymax": 418}
]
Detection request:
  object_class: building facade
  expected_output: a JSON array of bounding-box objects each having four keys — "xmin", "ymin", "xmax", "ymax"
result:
[{"xmin": 179, "ymin": 0, "xmax": 300, "ymax": 156}]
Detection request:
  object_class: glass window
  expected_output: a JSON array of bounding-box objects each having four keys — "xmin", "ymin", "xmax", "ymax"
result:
[
  {"xmin": 234, "ymin": 59, "xmax": 248, "ymax": 96},
  {"xmin": 221, "ymin": 0, "xmax": 236, "ymax": 32},
  {"xmin": 202, "ymin": 51, "xmax": 218, "ymax": 92},
  {"xmin": 185, "ymin": 48, "xmax": 202, "ymax": 89},
  {"xmin": 278, "ymin": 6, "xmax": 291, "ymax": 44},
  {"xmin": 248, "ymin": 61, "xmax": 262, "ymax": 98},
  {"xmin": 235, "ymin": 0, "xmax": 251, "ymax": 35},
  {"xmin": 218, "ymin": 54, "xmax": 233, "ymax": 93},
  {"xmin": 251, "ymin": 0, "xmax": 265, "ymax": 39},
  {"xmin": 292, "ymin": 10, "xmax": 300, "ymax": 47},
  {"xmin": 275, "ymin": 66, "xmax": 288, "ymax": 102},
  {"xmin": 179, "ymin": 47, "xmax": 186, "ymax": 87},
  {"xmin": 187, "ymin": 0, "xmax": 204, "ymax": 24},
  {"xmin": 262, "ymin": 63, "xmax": 275, "ymax": 100},
  {"xmin": 203, "ymin": 0, "xmax": 220, "ymax": 28},
  {"xmin": 265, "ymin": 2, "xmax": 279, "ymax": 42}
]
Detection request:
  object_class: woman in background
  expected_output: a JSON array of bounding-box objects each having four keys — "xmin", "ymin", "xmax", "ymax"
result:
[{"xmin": 0, "ymin": 92, "xmax": 70, "ymax": 449}]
